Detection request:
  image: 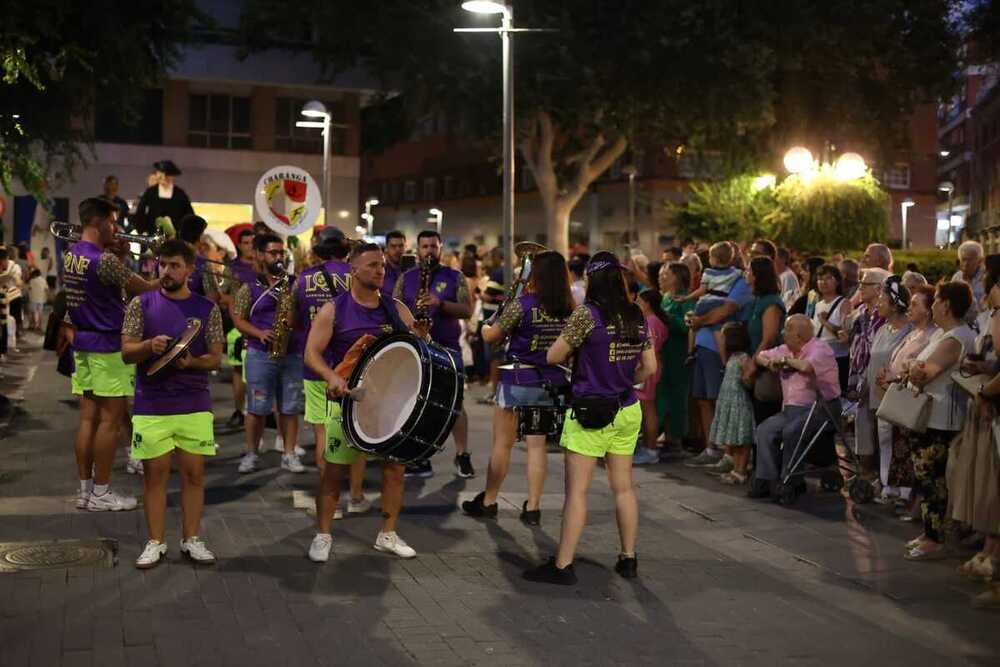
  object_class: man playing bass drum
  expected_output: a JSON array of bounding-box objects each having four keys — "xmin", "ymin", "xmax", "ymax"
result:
[
  {"xmin": 522, "ymin": 252, "xmax": 657, "ymax": 585},
  {"xmin": 304, "ymin": 242, "xmax": 429, "ymax": 563},
  {"xmin": 462, "ymin": 251, "xmax": 575, "ymax": 525}
]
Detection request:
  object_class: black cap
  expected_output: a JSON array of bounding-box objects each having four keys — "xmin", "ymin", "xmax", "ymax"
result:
[
  {"xmin": 313, "ymin": 226, "xmax": 349, "ymax": 260},
  {"xmin": 315, "ymin": 226, "xmax": 345, "ymax": 243},
  {"xmin": 153, "ymin": 160, "xmax": 181, "ymax": 176},
  {"xmin": 178, "ymin": 214, "xmax": 207, "ymax": 244}
]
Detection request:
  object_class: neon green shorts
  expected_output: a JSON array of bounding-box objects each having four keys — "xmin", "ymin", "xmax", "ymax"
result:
[
  {"xmin": 323, "ymin": 401, "xmax": 371, "ymax": 465},
  {"xmin": 561, "ymin": 400, "xmax": 642, "ymax": 458},
  {"xmin": 304, "ymin": 379, "xmax": 333, "ymax": 424},
  {"xmin": 71, "ymin": 351, "xmax": 135, "ymax": 398},
  {"xmin": 131, "ymin": 412, "xmax": 216, "ymax": 460},
  {"xmin": 226, "ymin": 328, "xmax": 244, "ymax": 367}
]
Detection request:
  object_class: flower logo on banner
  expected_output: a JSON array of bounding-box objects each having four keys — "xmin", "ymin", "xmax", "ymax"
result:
[{"xmin": 254, "ymin": 166, "xmax": 322, "ymax": 236}]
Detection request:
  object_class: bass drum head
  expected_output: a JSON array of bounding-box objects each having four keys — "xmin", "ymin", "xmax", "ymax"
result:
[{"xmin": 350, "ymin": 341, "xmax": 423, "ymax": 445}]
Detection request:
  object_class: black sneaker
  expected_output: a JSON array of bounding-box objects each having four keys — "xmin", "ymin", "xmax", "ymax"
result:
[
  {"xmin": 614, "ymin": 554, "xmax": 638, "ymax": 579},
  {"xmin": 461, "ymin": 491, "xmax": 497, "ymax": 518},
  {"xmin": 519, "ymin": 501, "xmax": 541, "ymax": 526},
  {"xmin": 404, "ymin": 459, "xmax": 434, "ymax": 478},
  {"xmin": 226, "ymin": 410, "xmax": 245, "ymax": 429},
  {"xmin": 522, "ymin": 557, "xmax": 577, "ymax": 586},
  {"xmin": 455, "ymin": 453, "xmax": 475, "ymax": 478}
]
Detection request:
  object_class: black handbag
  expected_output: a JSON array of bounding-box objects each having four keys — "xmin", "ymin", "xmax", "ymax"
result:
[{"xmin": 570, "ymin": 395, "xmax": 621, "ymax": 430}]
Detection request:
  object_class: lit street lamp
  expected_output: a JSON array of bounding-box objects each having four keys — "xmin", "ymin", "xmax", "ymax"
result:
[
  {"xmin": 429, "ymin": 208, "xmax": 443, "ymax": 235},
  {"xmin": 783, "ymin": 146, "xmax": 814, "ymax": 175},
  {"xmin": 901, "ymin": 198, "xmax": 915, "ymax": 250},
  {"xmin": 362, "ymin": 197, "xmax": 379, "ymax": 237},
  {"xmin": 297, "ymin": 100, "xmax": 332, "ymax": 225},
  {"xmin": 938, "ymin": 181, "xmax": 955, "ymax": 245},
  {"xmin": 834, "ymin": 152, "xmax": 867, "ymax": 181}
]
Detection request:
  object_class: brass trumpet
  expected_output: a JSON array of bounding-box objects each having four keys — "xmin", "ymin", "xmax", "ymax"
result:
[{"xmin": 50, "ymin": 220, "xmax": 164, "ymax": 248}]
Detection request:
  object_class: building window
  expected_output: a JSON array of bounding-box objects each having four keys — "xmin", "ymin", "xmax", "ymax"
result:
[
  {"xmin": 187, "ymin": 94, "xmax": 251, "ymax": 149},
  {"xmin": 403, "ymin": 180, "xmax": 417, "ymax": 202},
  {"xmin": 882, "ymin": 164, "xmax": 911, "ymax": 190},
  {"xmin": 274, "ymin": 98, "xmax": 347, "ymax": 155},
  {"xmin": 390, "ymin": 181, "xmax": 401, "ymax": 203},
  {"xmin": 422, "ymin": 177, "xmax": 436, "ymax": 202}
]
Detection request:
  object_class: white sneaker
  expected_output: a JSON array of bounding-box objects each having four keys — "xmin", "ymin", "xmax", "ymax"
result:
[
  {"xmin": 374, "ymin": 531, "xmax": 417, "ymax": 559},
  {"xmin": 135, "ymin": 540, "xmax": 167, "ymax": 569},
  {"xmin": 126, "ymin": 458, "xmax": 144, "ymax": 475},
  {"xmin": 238, "ymin": 452, "xmax": 259, "ymax": 474},
  {"xmin": 348, "ymin": 497, "xmax": 372, "ymax": 514},
  {"xmin": 76, "ymin": 490, "xmax": 90, "ymax": 510},
  {"xmin": 281, "ymin": 453, "xmax": 305, "ymax": 473},
  {"xmin": 88, "ymin": 488, "xmax": 138, "ymax": 512},
  {"xmin": 333, "ymin": 506, "xmax": 344, "ymax": 520},
  {"xmin": 308, "ymin": 533, "xmax": 333, "ymax": 562},
  {"xmin": 273, "ymin": 434, "xmax": 285, "ymax": 452},
  {"xmin": 180, "ymin": 537, "xmax": 216, "ymax": 565},
  {"xmin": 294, "ymin": 445, "xmax": 307, "ymax": 457}
]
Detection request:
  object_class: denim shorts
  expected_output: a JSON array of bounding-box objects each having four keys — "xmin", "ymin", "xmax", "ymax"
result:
[
  {"xmin": 496, "ymin": 383, "xmax": 556, "ymax": 409},
  {"xmin": 691, "ymin": 345, "xmax": 724, "ymax": 400},
  {"xmin": 244, "ymin": 347, "xmax": 305, "ymax": 416}
]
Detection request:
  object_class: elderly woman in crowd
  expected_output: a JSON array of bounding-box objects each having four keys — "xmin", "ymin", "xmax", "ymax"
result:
[
  {"xmin": 948, "ymin": 255, "xmax": 1000, "ymax": 586},
  {"xmin": 902, "ymin": 282, "xmax": 976, "ymax": 561},
  {"xmin": 681, "ymin": 252, "xmax": 703, "ymax": 292},
  {"xmin": 877, "ymin": 285, "xmax": 939, "ymax": 514},
  {"xmin": 952, "ymin": 240, "xmax": 986, "ymax": 313},
  {"xmin": 656, "ymin": 262, "xmax": 696, "ymax": 459},
  {"xmin": 867, "ymin": 276, "xmax": 912, "ymax": 503}
]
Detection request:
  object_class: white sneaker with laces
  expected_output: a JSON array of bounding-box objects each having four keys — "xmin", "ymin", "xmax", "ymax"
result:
[
  {"xmin": 126, "ymin": 458, "xmax": 144, "ymax": 475},
  {"xmin": 309, "ymin": 533, "xmax": 333, "ymax": 562},
  {"xmin": 348, "ymin": 497, "xmax": 372, "ymax": 514},
  {"xmin": 374, "ymin": 531, "xmax": 417, "ymax": 559},
  {"xmin": 238, "ymin": 452, "xmax": 259, "ymax": 474},
  {"xmin": 294, "ymin": 445, "xmax": 307, "ymax": 457},
  {"xmin": 180, "ymin": 537, "xmax": 216, "ymax": 564},
  {"xmin": 88, "ymin": 489, "xmax": 138, "ymax": 512},
  {"xmin": 76, "ymin": 490, "xmax": 90, "ymax": 510},
  {"xmin": 281, "ymin": 453, "xmax": 305, "ymax": 473},
  {"xmin": 135, "ymin": 540, "xmax": 167, "ymax": 569},
  {"xmin": 273, "ymin": 434, "xmax": 285, "ymax": 452}
]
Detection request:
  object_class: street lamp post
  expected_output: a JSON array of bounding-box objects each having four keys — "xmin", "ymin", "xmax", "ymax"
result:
[
  {"xmin": 622, "ymin": 164, "xmax": 637, "ymax": 246},
  {"xmin": 363, "ymin": 198, "xmax": 379, "ymax": 238},
  {"xmin": 901, "ymin": 198, "xmax": 915, "ymax": 250},
  {"xmin": 939, "ymin": 181, "xmax": 955, "ymax": 245},
  {"xmin": 429, "ymin": 208, "xmax": 443, "ymax": 235},
  {"xmin": 298, "ymin": 101, "xmax": 332, "ymax": 225}
]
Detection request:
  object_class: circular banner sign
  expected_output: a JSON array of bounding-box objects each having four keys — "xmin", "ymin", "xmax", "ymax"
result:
[{"xmin": 253, "ymin": 166, "xmax": 322, "ymax": 236}]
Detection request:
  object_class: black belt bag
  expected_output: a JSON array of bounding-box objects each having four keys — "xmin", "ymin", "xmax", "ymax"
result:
[{"xmin": 570, "ymin": 395, "xmax": 623, "ymax": 430}]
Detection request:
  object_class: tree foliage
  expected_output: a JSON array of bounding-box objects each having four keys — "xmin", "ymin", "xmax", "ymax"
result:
[
  {"xmin": 667, "ymin": 176, "xmax": 775, "ymax": 244},
  {"xmin": 0, "ymin": 1, "xmax": 206, "ymax": 208}
]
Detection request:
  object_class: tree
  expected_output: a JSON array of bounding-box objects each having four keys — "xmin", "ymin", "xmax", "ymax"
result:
[
  {"xmin": 667, "ymin": 175, "xmax": 775, "ymax": 244},
  {"xmin": 240, "ymin": 0, "xmax": 960, "ymax": 255},
  {"xmin": 0, "ymin": 1, "xmax": 206, "ymax": 209}
]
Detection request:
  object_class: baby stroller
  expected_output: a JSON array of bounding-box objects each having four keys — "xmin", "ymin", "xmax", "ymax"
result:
[{"xmin": 748, "ymin": 394, "xmax": 873, "ymax": 506}]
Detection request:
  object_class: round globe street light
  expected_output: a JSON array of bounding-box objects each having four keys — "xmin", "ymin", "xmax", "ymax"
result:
[
  {"xmin": 834, "ymin": 152, "xmax": 867, "ymax": 181},
  {"xmin": 783, "ymin": 146, "xmax": 814, "ymax": 175},
  {"xmin": 901, "ymin": 198, "xmax": 915, "ymax": 249},
  {"xmin": 462, "ymin": 1, "xmax": 508, "ymax": 14}
]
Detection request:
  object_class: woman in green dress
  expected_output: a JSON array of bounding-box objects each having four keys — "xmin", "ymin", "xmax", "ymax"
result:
[{"xmin": 656, "ymin": 262, "xmax": 696, "ymax": 457}]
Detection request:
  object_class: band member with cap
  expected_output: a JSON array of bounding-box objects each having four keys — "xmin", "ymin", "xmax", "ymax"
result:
[
  {"xmin": 523, "ymin": 252, "xmax": 656, "ymax": 585},
  {"xmin": 64, "ymin": 197, "xmax": 159, "ymax": 511},
  {"xmin": 176, "ymin": 214, "xmax": 220, "ymax": 299},
  {"xmin": 133, "ymin": 160, "xmax": 195, "ymax": 236},
  {"xmin": 305, "ymin": 242, "xmax": 427, "ymax": 562},
  {"xmin": 223, "ymin": 227, "xmax": 257, "ymax": 429},
  {"xmin": 395, "ymin": 230, "xmax": 475, "ymax": 479},
  {"xmin": 463, "ymin": 251, "xmax": 574, "ymax": 525},
  {"xmin": 121, "ymin": 240, "xmax": 224, "ymax": 568},
  {"xmin": 293, "ymin": 228, "xmax": 369, "ymax": 514},
  {"xmin": 232, "ymin": 233, "xmax": 306, "ymax": 474},
  {"xmin": 383, "ymin": 230, "xmax": 406, "ymax": 298}
]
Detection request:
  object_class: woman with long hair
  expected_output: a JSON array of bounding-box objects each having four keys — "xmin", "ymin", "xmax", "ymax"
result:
[
  {"xmin": 523, "ymin": 252, "xmax": 657, "ymax": 585},
  {"xmin": 463, "ymin": 251, "xmax": 575, "ymax": 525},
  {"xmin": 656, "ymin": 262, "xmax": 696, "ymax": 459}
]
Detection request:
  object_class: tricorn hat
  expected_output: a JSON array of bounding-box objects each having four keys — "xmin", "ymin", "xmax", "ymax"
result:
[{"xmin": 153, "ymin": 160, "xmax": 182, "ymax": 176}]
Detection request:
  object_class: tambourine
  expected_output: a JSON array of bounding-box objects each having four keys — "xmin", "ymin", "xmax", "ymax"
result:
[{"xmin": 147, "ymin": 319, "xmax": 202, "ymax": 377}]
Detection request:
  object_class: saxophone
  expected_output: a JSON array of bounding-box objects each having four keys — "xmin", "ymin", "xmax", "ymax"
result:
[
  {"xmin": 268, "ymin": 267, "xmax": 294, "ymax": 359},
  {"xmin": 414, "ymin": 255, "xmax": 434, "ymax": 325}
]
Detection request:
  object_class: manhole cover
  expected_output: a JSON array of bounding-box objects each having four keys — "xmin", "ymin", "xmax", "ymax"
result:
[{"xmin": 0, "ymin": 539, "xmax": 118, "ymax": 573}]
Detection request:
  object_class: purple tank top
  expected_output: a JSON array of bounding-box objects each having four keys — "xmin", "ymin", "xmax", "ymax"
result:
[
  {"xmin": 296, "ymin": 260, "xmax": 352, "ymax": 380},
  {"xmin": 133, "ymin": 290, "xmax": 216, "ymax": 416},
  {"xmin": 63, "ymin": 241, "xmax": 126, "ymax": 352},
  {"xmin": 398, "ymin": 264, "xmax": 463, "ymax": 352},
  {"xmin": 502, "ymin": 293, "xmax": 570, "ymax": 387},
  {"xmin": 571, "ymin": 304, "xmax": 647, "ymax": 406},
  {"xmin": 329, "ymin": 290, "xmax": 395, "ymax": 368},
  {"xmin": 383, "ymin": 261, "xmax": 402, "ymax": 300},
  {"xmin": 245, "ymin": 276, "xmax": 301, "ymax": 354}
]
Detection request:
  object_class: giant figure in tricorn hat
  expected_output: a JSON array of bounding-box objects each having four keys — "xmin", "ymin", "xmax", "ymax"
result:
[{"xmin": 132, "ymin": 160, "xmax": 195, "ymax": 235}]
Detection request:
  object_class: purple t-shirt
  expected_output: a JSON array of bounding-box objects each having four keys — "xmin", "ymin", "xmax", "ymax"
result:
[
  {"xmin": 296, "ymin": 260, "xmax": 352, "ymax": 380},
  {"xmin": 188, "ymin": 255, "xmax": 208, "ymax": 296},
  {"xmin": 396, "ymin": 264, "xmax": 464, "ymax": 352},
  {"xmin": 500, "ymin": 293, "xmax": 570, "ymax": 387},
  {"xmin": 329, "ymin": 290, "xmax": 395, "ymax": 368},
  {"xmin": 229, "ymin": 258, "xmax": 257, "ymax": 286},
  {"xmin": 565, "ymin": 304, "xmax": 648, "ymax": 407},
  {"xmin": 133, "ymin": 291, "xmax": 216, "ymax": 416},
  {"xmin": 63, "ymin": 241, "xmax": 127, "ymax": 353}
]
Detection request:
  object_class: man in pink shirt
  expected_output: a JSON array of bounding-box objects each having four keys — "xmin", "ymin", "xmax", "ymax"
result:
[{"xmin": 751, "ymin": 315, "xmax": 842, "ymax": 496}]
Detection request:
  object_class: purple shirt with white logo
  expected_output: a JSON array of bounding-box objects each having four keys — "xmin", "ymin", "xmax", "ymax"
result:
[
  {"xmin": 396, "ymin": 264, "xmax": 464, "ymax": 352},
  {"xmin": 501, "ymin": 293, "xmax": 570, "ymax": 387},
  {"xmin": 63, "ymin": 241, "xmax": 126, "ymax": 353},
  {"xmin": 296, "ymin": 260, "xmax": 352, "ymax": 380},
  {"xmin": 565, "ymin": 304, "xmax": 648, "ymax": 406}
]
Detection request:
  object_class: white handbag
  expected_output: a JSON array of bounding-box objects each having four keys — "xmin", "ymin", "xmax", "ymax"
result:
[
  {"xmin": 876, "ymin": 382, "xmax": 932, "ymax": 433},
  {"xmin": 950, "ymin": 371, "xmax": 992, "ymax": 397}
]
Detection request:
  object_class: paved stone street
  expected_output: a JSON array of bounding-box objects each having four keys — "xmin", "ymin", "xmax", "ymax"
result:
[{"xmin": 1, "ymin": 339, "xmax": 999, "ymax": 666}]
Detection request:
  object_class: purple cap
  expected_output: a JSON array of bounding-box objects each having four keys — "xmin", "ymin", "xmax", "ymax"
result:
[{"xmin": 586, "ymin": 251, "xmax": 626, "ymax": 276}]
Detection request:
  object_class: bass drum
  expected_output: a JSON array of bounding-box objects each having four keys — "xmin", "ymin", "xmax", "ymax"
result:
[{"xmin": 341, "ymin": 332, "xmax": 464, "ymax": 463}]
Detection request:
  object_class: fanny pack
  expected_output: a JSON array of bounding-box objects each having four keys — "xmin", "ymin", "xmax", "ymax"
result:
[{"xmin": 570, "ymin": 393, "xmax": 626, "ymax": 430}]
